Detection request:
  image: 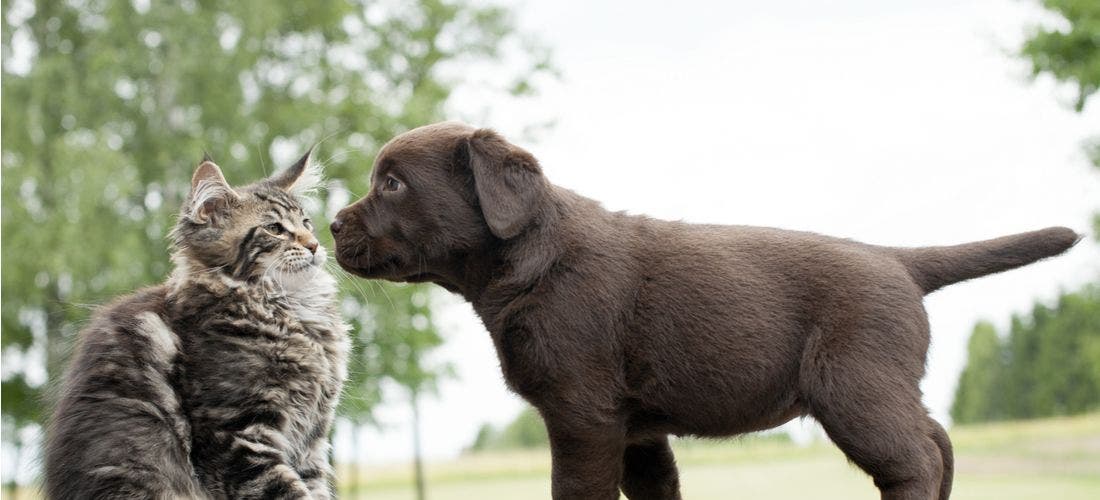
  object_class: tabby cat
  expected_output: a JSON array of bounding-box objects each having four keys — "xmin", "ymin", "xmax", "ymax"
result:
[{"xmin": 45, "ymin": 152, "xmax": 349, "ymax": 499}]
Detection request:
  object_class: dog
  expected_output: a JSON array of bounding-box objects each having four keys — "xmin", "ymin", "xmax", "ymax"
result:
[{"xmin": 331, "ymin": 121, "xmax": 1079, "ymax": 500}]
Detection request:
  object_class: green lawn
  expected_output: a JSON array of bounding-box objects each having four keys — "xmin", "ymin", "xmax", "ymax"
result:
[{"xmin": 339, "ymin": 413, "xmax": 1100, "ymax": 499}]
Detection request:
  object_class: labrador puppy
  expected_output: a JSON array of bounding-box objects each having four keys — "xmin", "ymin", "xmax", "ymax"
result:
[{"xmin": 330, "ymin": 121, "xmax": 1079, "ymax": 500}]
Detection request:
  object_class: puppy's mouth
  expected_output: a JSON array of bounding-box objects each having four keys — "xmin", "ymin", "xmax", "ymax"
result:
[
  {"xmin": 333, "ymin": 229, "xmax": 439, "ymax": 283},
  {"xmin": 334, "ymin": 244, "xmax": 402, "ymax": 280},
  {"xmin": 335, "ymin": 249, "xmax": 386, "ymax": 278},
  {"xmin": 335, "ymin": 249, "xmax": 441, "ymax": 284},
  {"xmin": 401, "ymin": 272, "xmax": 442, "ymax": 283}
]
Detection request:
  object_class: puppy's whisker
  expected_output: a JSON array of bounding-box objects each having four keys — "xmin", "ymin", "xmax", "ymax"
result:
[
  {"xmin": 331, "ymin": 264, "xmax": 372, "ymax": 301},
  {"xmin": 373, "ymin": 281, "xmax": 397, "ymax": 312},
  {"xmin": 316, "ymin": 126, "xmax": 349, "ymax": 151}
]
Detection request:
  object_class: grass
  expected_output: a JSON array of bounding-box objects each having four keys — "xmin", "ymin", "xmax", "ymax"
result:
[
  {"xmin": 7, "ymin": 413, "xmax": 1098, "ymax": 499},
  {"xmin": 338, "ymin": 412, "xmax": 1100, "ymax": 499}
]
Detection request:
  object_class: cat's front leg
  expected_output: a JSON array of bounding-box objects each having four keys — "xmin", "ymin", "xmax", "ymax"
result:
[
  {"xmin": 299, "ymin": 434, "xmax": 335, "ymax": 499},
  {"xmin": 224, "ymin": 425, "xmax": 313, "ymax": 499}
]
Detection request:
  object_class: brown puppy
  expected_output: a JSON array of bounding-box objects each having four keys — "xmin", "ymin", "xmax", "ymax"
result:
[{"xmin": 331, "ymin": 122, "xmax": 1079, "ymax": 500}]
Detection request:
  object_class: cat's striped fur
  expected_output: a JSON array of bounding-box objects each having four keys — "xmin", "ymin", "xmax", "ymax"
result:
[{"xmin": 45, "ymin": 152, "xmax": 348, "ymax": 499}]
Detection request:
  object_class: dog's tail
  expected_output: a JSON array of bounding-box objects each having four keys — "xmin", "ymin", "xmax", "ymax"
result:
[{"xmin": 890, "ymin": 227, "xmax": 1081, "ymax": 295}]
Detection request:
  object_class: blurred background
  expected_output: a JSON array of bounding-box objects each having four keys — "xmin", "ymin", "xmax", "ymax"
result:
[{"xmin": 2, "ymin": 0, "xmax": 1099, "ymax": 498}]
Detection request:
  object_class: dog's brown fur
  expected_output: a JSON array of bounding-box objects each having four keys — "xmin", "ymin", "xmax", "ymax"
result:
[{"xmin": 331, "ymin": 121, "xmax": 1080, "ymax": 500}]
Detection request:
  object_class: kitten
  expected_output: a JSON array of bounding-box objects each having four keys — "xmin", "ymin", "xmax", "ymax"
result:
[{"xmin": 44, "ymin": 152, "xmax": 349, "ymax": 499}]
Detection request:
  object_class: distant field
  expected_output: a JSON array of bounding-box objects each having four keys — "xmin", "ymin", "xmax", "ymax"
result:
[
  {"xmin": 338, "ymin": 412, "xmax": 1100, "ymax": 500},
  {"xmin": 6, "ymin": 414, "xmax": 1097, "ymax": 499}
]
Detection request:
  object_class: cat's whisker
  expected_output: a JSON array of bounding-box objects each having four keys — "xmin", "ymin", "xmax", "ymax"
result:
[
  {"xmin": 317, "ymin": 148, "xmax": 356, "ymax": 169},
  {"xmin": 255, "ymin": 143, "xmax": 269, "ymax": 176},
  {"xmin": 194, "ymin": 264, "xmax": 229, "ymax": 276}
]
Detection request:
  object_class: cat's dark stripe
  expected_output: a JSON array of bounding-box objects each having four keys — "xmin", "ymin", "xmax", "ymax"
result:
[
  {"xmin": 254, "ymin": 191, "xmax": 298, "ymax": 214},
  {"xmin": 223, "ymin": 408, "xmax": 284, "ymax": 432},
  {"xmin": 233, "ymin": 226, "xmax": 260, "ymax": 269},
  {"xmin": 225, "ymin": 442, "xmax": 283, "ymax": 472},
  {"xmin": 208, "ymin": 324, "xmax": 285, "ymax": 343},
  {"xmin": 223, "ymin": 437, "xmax": 304, "ymax": 498},
  {"xmin": 259, "ymin": 476, "xmax": 297, "ymax": 498},
  {"xmin": 305, "ymin": 422, "xmax": 329, "ymax": 444},
  {"xmin": 234, "ymin": 238, "xmax": 280, "ymax": 279},
  {"xmin": 269, "ymin": 206, "xmax": 288, "ymax": 221}
]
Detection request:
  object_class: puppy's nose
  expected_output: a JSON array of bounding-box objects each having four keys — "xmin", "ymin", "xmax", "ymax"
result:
[{"xmin": 330, "ymin": 218, "xmax": 344, "ymax": 235}]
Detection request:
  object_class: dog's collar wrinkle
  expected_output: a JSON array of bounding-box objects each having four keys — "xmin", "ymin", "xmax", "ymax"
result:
[{"xmin": 470, "ymin": 221, "xmax": 568, "ymax": 324}]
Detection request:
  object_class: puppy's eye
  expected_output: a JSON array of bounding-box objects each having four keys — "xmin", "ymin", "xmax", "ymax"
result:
[
  {"xmin": 382, "ymin": 176, "xmax": 402, "ymax": 192},
  {"xmin": 265, "ymin": 222, "xmax": 286, "ymax": 235}
]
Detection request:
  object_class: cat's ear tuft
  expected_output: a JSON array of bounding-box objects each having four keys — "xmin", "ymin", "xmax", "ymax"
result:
[
  {"xmin": 269, "ymin": 147, "xmax": 322, "ymax": 197},
  {"xmin": 186, "ymin": 160, "xmax": 239, "ymax": 225}
]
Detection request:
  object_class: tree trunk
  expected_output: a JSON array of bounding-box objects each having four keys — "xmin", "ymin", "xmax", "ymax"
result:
[
  {"xmin": 412, "ymin": 389, "xmax": 426, "ymax": 500},
  {"xmin": 7, "ymin": 443, "xmax": 22, "ymax": 500},
  {"xmin": 352, "ymin": 424, "xmax": 363, "ymax": 499}
]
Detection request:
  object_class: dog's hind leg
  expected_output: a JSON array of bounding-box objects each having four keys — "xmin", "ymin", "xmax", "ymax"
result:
[
  {"xmin": 928, "ymin": 418, "xmax": 954, "ymax": 500},
  {"xmin": 799, "ymin": 326, "xmax": 946, "ymax": 499},
  {"xmin": 620, "ymin": 436, "xmax": 682, "ymax": 500},
  {"xmin": 807, "ymin": 379, "xmax": 944, "ymax": 498}
]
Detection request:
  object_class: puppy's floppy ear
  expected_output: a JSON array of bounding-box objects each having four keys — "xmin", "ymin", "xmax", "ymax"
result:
[{"xmin": 466, "ymin": 128, "xmax": 546, "ymax": 239}]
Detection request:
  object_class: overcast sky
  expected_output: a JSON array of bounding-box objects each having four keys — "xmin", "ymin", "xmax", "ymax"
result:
[{"xmin": 336, "ymin": 0, "xmax": 1100, "ymax": 464}]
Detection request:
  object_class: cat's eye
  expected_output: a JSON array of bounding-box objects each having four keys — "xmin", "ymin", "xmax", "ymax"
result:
[
  {"xmin": 302, "ymin": 218, "xmax": 313, "ymax": 230},
  {"xmin": 265, "ymin": 222, "xmax": 286, "ymax": 235},
  {"xmin": 382, "ymin": 176, "xmax": 402, "ymax": 192}
]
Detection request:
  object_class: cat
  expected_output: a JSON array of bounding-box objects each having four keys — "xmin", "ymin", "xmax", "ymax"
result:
[{"xmin": 44, "ymin": 151, "xmax": 349, "ymax": 499}]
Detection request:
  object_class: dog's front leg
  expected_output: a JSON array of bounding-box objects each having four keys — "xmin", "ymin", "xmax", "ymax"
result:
[
  {"xmin": 545, "ymin": 416, "xmax": 625, "ymax": 500},
  {"xmin": 621, "ymin": 436, "xmax": 682, "ymax": 500}
]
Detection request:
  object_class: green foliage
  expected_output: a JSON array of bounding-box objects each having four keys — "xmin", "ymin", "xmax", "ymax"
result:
[
  {"xmin": 951, "ymin": 322, "xmax": 1007, "ymax": 423},
  {"xmin": 1020, "ymin": 0, "xmax": 1100, "ymax": 112},
  {"xmin": 466, "ymin": 406, "xmax": 549, "ymax": 452},
  {"xmin": 1021, "ymin": 0, "xmax": 1100, "ymax": 243},
  {"xmin": 0, "ymin": 0, "xmax": 551, "ymax": 474},
  {"xmin": 959, "ymin": 0, "xmax": 1100, "ymax": 425},
  {"xmin": 952, "ymin": 287, "xmax": 1100, "ymax": 424}
]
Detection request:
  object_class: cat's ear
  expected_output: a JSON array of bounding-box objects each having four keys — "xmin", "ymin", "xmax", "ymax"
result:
[
  {"xmin": 268, "ymin": 147, "xmax": 322, "ymax": 197},
  {"xmin": 186, "ymin": 159, "xmax": 239, "ymax": 225}
]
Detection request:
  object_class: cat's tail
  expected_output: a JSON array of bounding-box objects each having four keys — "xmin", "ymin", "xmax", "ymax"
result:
[{"xmin": 890, "ymin": 227, "xmax": 1081, "ymax": 295}]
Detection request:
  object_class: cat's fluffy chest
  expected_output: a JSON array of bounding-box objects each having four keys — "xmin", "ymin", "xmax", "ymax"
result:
[{"xmin": 169, "ymin": 272, "xmax": 349, "ymax": 466}]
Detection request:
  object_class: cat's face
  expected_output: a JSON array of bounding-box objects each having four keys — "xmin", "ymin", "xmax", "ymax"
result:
[{"xmin": 172, "ymin": 152, "xmax": 327, "ymax": 287}]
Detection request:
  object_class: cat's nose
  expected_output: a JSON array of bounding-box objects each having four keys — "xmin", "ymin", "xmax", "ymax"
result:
[
  {"xmin": 330, "ymin": 218, "xmax": 344, "ymax": 235},
  {"xmin": 299, "ymin": 235, "xmax": 320, "ymax": 254}
]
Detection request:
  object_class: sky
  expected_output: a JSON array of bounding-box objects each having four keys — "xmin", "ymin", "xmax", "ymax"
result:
[{"xmin": 335, "ymin": 0, "xmax": 1100, "ymax": 465}]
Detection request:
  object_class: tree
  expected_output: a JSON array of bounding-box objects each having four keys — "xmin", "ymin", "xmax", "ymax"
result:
[
  {"xmin": 951, "ymin": 322, "xmax": 1007, "ymax": 423},
  {"xmin": 1, "ymin": 0, "xmax": 552, "ymax": 492},
  {"xmin": 1020, "ymin": 0, "xmax": 1100, "ymax": 112},
  {"xmin": 952, "ymin": 288, "xmax": 1100, "ymax": 424},
  {"xmin": 952, "ymin": 0, "xmax": 1100, "ymax": 427},
  {"xmin": 466, "ymin": 406, "xmax": 549, "ymax": 452},
  {"xmin": 357, "ymin": 284, "xmax": 454, "ymax": 500},
  {"xmin": 1020, "ymin": 0, "xmax": 1100, "ymax": 237}
]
